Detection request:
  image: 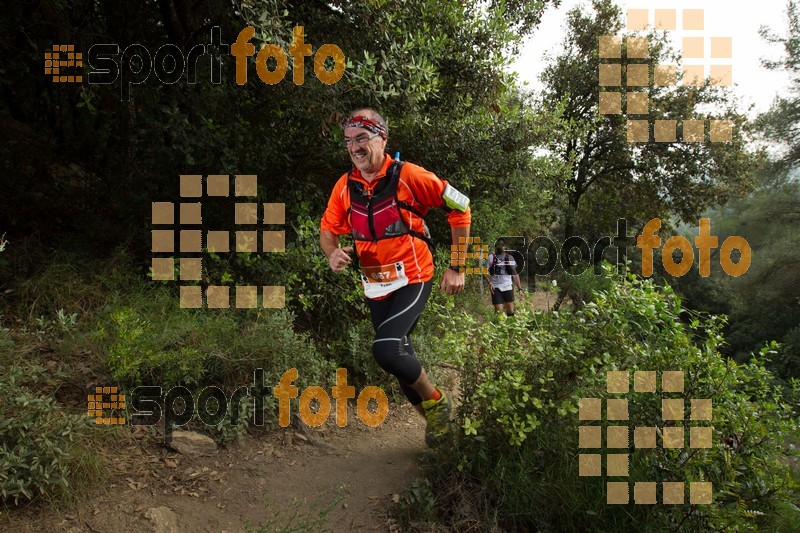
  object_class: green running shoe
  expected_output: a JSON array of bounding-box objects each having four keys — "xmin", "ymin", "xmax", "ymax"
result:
[{"xmin": 421, "ymin": 389, "xmax": 451, "ymax": 447}]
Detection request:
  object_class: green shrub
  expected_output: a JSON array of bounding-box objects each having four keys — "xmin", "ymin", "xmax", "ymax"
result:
[
  {"xmin": 94, "ymin": 287, "xmax": 334, "ymax": 389},
  {"xmin": 201, "ymin": 208, "xmax": 368, "ymax": 347},
  {"xmin": 558, "ymin": 259, "xmax": 616, "ymax": 309},
  {"xmin": 6, "ymin": 246, "xmax": 142, "ymax": 321},
  {"xmin": 200, "ymin": 388, "xmax": 255, "ymax": 444},
  {"xmin": 774, "ymin": 324, "xmax": 800, "ymax": 379},
  {"xmin": 0, "ymin": 365, "xmax": 102, "ymax": 505},
  {"xmin": 92, "ymin": 286, "xmax": 337, "ymax": 441},
  {"xmin": 414, "ymin": 268, "xmax": 799, "ymax": 531},
  {"xmin": 99, "ymin": 305, "xmax": 206, "ymax": 387}
]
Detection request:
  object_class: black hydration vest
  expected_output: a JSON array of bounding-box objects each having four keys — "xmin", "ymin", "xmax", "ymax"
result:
[
  {"xmin": 347, "ymin": 160, "xmax": 433, "ymax": 245},
  {"xmin": 489, "ymin": 253, "xmax": 514, "ymax": 276}
]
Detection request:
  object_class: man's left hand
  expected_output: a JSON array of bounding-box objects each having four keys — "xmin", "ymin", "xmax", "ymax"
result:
[{"xmin": 440, "ymin": 268, "xmax": 465, "ymax": 295}]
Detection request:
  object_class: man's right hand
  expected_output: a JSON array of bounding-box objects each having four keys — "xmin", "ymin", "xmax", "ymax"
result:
[{"xmin": 328, "ymin": 246, "xmax": 353, "ymax": 272}]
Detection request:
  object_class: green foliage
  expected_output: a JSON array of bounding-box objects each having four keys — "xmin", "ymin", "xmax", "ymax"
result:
[
  {"xmin": 8, "ymin": 252, "xmax": 136, "ymax": 320},
  {"xmin": 718, "ymin": 180, "xmax": 800, "ymax": 375},
  {"xmin": 90, "ymin": 282, "xmax": 336, "ymax": 442},
  {"xmin": 93, "ymin": 285, "xmax": 334, "ymax": 390},
  {"xmin": 558, "ymin": 260, "xmax": 616, "ymax": 309},
  {"xmin": 249, "ymin": 488, "xmax": 344, "ymax": 533},
  {"xmin": 100, "ymin": 306, "xmax": 206, "ymax": 388},
  {"xmin": 777, "ymin": 326, "xmax": 800, "ymax": 377},
  {"xmin": 398, "ymin": 478, "xmax": 437, "ymax": 526},
  {"xmin": 0, "ymin": 320, "xmax": 13, "ymax": 358},
  {"xmin": 280, "ymin": 210, "xmax": 367, "ymax": 344},
  {"xmin": 670, "ymin": 175, "xmax": 800, "ymax": 379},
  {"xmin": 411, "ymin": 271, "xmax": 798, "ymax": 531},
  {"xmin": 540, "ymin": 0, "xmax": 758, "ymax": 241},
  {"xmin": 0, "ymin": 365, "xmax": 102, "ymax": 505},
  {"xmin": 201, "ymin": 389, "xmax": 255, "ymax": 444},
  {"xmin": 759, "ymin": 0, "xmax": 800, "ymax": 169}
]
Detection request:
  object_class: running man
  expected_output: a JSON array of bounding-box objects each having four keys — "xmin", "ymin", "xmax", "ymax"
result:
[
  {"xmin": 320, "ymin": 108, "xmax": 471, "ymax": 446},
  {"xmin": 485, "ymin": 239, "xmax": 523, "ymax": 316}
]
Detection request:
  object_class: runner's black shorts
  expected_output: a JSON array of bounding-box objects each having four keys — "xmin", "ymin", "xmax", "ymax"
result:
[{"xmin": 491, "ymin": 288, "xmax": 514, "ymax": 305}]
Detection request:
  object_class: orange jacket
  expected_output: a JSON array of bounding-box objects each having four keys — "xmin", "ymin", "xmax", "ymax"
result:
[{"xmin": 321, "ymin": 153, "xmax": 471, "ymax": 298}]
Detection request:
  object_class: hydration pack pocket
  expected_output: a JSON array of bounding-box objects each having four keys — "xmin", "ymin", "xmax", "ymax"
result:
[{"xmin": 351, "ymin": 196, "xmax": 407, "ymax": 241}]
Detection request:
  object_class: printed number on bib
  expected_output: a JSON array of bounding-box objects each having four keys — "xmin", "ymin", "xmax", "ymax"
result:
[{"xmin": 360, "ymin": 262, "xmax": 408, "ymax": 298}]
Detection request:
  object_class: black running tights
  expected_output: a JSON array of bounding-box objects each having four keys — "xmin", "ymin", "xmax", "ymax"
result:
[{"xmin": 366, "ymin": 281, "xmax": 432, "ymax": 405}]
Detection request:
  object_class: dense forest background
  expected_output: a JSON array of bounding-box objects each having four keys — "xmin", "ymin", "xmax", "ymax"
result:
[{"xmin": 1, "ymin": 0, "xmax": 798, "ymax": 530}]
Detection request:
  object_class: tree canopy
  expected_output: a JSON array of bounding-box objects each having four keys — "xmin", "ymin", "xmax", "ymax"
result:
[
  {"xmin": 759, "ymin": 0, "xmax": 800, "ymax": 170},
  {"xmin": 539, "ymin": 0, "xmax": 759, "ymax": 241},
  {"xmin": 0, "ymin": 0, "xmax": 557, "ymax": 253}
]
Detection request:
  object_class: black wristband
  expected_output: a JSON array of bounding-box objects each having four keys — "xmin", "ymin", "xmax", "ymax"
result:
[{"xmin": 448, "ymin": 265, "xmax": 462, "ymax": 273}]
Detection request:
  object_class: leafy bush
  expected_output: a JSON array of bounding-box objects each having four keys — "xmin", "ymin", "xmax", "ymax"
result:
[
  {"xmin": 93, "ymin": 285, "xmax": 334, "ymax": 388},
  {"xmin": 774, "ymin": 324, "xmax": 800, "ymax": 379},
  {"xmin": 100, "ymin": 306, "xmax": 205, "ymax": 387},
  {"xmin": 282, "ymin": 213, "xmax": 368, "ymax": 340},
  {"xmin": 92, "ymin": 284, "xmax": 337, "ymax": 441},
  {"xmin": 201, "ymin": 206, "xmax": 368, "ymax": 348},
  {"xmin": 414, "ymin": 269, "xmax": 799, "ymax": 531},
  {"xmin": 5, "ymin": 247, "xmax": 142, "ymax": 320},
  {"xmin": 558, "ymin": 259, "xmax": 616, "ymax": 309},
  {"xmin": 0, "ymin": 365, "xmax": 101, "ymax": 505}
]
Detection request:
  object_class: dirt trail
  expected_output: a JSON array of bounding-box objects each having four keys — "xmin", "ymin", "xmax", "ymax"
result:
[
  {"xmin": 3, "ymin": 403, "xmax": 427, "ymax": 533},
  {"xmin": 2, "ymin": 291, "xmax": 551, "ymax": 533}
]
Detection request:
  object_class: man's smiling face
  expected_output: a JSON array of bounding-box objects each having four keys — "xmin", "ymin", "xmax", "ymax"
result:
[{"xmin": 345, "ymin": 124, "xmax": 387, "ymax": 177}]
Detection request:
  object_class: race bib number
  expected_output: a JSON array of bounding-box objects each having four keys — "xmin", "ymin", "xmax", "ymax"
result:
[{"xmin": 361, "ymin": 262, "xmax": 408, "ymax": 298}]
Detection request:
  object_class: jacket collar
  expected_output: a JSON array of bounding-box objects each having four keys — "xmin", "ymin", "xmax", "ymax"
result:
[{"xmin": 348, "ymin": 153, "xmax": 393, "ymax": 188}]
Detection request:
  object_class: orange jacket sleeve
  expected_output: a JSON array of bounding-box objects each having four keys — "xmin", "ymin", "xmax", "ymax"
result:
[
  {"xmin": 319, "ymin": 175, "xmax": 352, "ymax": 235},
  {"xmin": 403, "ymin": 163, "xmax": 472, "ymax": 227}
]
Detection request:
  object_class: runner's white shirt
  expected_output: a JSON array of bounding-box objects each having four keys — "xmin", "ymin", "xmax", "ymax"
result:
[{"xmin": 487, "ymin": 253, "xmax": 516, "ymax": 292}]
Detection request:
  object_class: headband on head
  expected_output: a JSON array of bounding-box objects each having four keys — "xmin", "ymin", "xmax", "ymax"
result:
[{"xmin": 343, "ymin": 115, "xmax": 388, "ymax": 139}]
